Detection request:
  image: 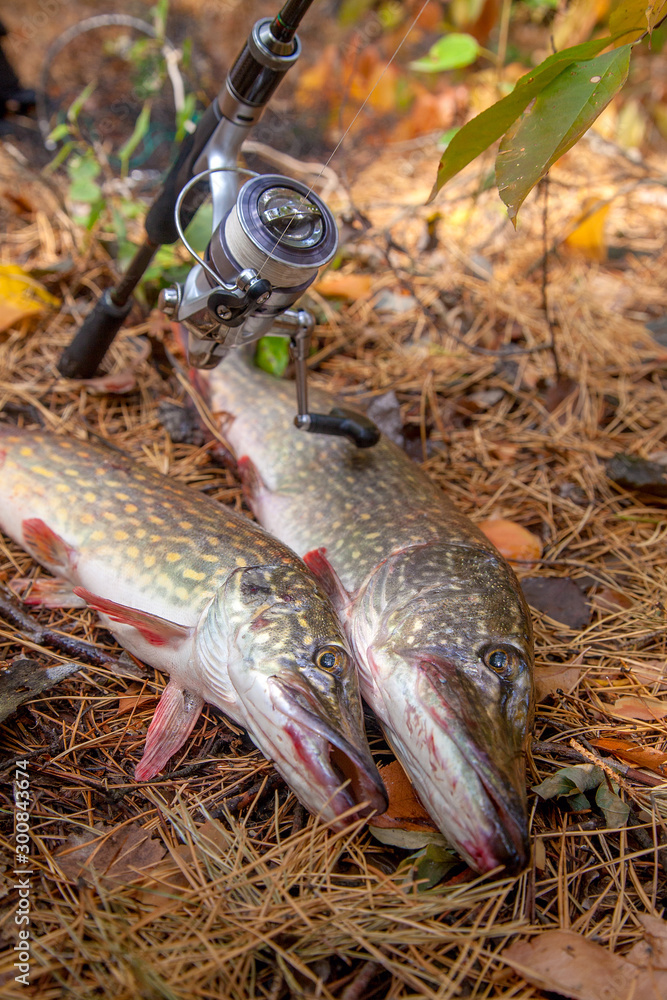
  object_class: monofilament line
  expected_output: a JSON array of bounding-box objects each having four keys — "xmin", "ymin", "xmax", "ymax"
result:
[{"xmin": 255, "ymin": 0, "xmax": 434, "ymax": 279}]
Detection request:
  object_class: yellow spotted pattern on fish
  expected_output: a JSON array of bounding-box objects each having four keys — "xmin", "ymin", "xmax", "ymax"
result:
[
  {"xmin": 0, "ymin": 427, "xmax": 294, "ymax": 612},
  {"xmin": 0, "ymin": 423, "xmax": 388, "ymax": 825}
]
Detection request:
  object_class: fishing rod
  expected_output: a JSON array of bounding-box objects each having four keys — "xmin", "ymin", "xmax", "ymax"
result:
[{"xmin": 56, "ymin": 0, "xmax": 380, "ymax": 448}]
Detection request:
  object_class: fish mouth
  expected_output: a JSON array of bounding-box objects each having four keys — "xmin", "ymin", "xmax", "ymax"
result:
[
  {"xmin": 271, "ymin": 677, "xmax": 388, "ymax": 829},
  {"xmin": 420, "ymin": 665, "xmax": 530, "ymax": 873},
  {"xmin": 452, "ymin": 742, "xmax": 529, "ymax": 874},
  {"xmin": 373, "ymin": 650, "xmax": 531, "ymax": 873}
]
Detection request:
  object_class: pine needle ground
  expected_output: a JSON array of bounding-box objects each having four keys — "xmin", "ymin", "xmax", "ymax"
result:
[{"xmin": 0, "ymin": 128, "xmax": 666, "ymax": 998}]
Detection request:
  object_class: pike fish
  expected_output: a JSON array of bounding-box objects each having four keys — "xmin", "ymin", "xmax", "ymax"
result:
[
  {"xmin": 199, "ymin": 353, "xmax": 535, "ymax": 873},
  {"xmin": 0, "ymin": 424, "xmax": 387, "ymax": 827}
]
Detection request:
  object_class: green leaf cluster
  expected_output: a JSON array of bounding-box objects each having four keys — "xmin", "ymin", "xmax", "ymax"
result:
[
  {"xmin": 430, "ymin": 0, "xmax": 666, "ymax": 221},
  {"xmin": 398, "ymin": 843, "xmax": 459, "ymax": 891},
  {"xmin": 409, "ymin": 34, "xmax": 480, "ymax": 73},
  {"xmin": 533, "ymin": 763, "xmax": 630, "ymax": 828}
]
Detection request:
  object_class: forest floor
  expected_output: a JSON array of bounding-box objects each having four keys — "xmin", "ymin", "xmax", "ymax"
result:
[{"xmin": 1, "ymin": 2, "xmax": 667, "ymax": 997}]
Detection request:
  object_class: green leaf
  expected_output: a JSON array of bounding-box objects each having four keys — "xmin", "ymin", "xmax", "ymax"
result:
[
  {"xmin": 85, "ymin": 198, "xmax": 106, "ymax": 231},
  {"xmin": 496, "ymin": 46, "xmax": 631, "ymax": 223},
  {"xmin": 175, "ymin": 93, "xmax": 198, "ymax": 142},
  {"xmin": 67, "ymin": 153, "xmax": 101, "ymax": 183},
  {"xmin": 439, "ymin": 127, "xmax": 461, "ymax": 150},
  {"xmin": 67, "ymin": 80, "xmax": 97, "ymax": 125},
  {"xmin": 47, "ymin": 122, "xmax": 72, "ymax": 144},
  {"xmin": 568, "ymin": 792, "xmax": 592, "ymax": 812},
  {"xmin": 117, "ymin": 101, "xmax": 153, "ymax": 178},
  {"xmin": 68, "ymin": 177, "xmax": 102, "ymax": 203},
  {"xmin": 409, "ymin": 34, "xmax": 480, "ymax": 73},
  {"xmin": 429, "ymin": 34, "xmax": 618, "ymax": 199},
  {"xmin": 255, "ymin": 336, "xmax": 290, "ymax": 377},
  {"xmin": 595, "ymin": 782, "xmax": 630, "ymax": 828},
  {"xmin": 399, "ymin": 843, "xmax": 458, "ymax": 891},
  {"xmin": 533, "ymin": 764, "xmax": 604, "ymax": 799},
  {"xmin": 66, "ymin": 151, "xmax": 102, "ymax": 209}
]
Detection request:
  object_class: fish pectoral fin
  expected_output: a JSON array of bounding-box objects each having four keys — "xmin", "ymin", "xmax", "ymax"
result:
[
  {"xmin": 22, "ymin": 518, "xmax": 77, "ymax": 575},
  {"xmin": 11, "ymin": 576, "xmax": 88, "ymax": 609},
  {"xmin": 73, "ymin": 588, "xmax": 193, "ymax": 647},
  {"xmin": 303, "ymin": 548, "xmax": 351, "ymax": 610},
  {"xmin": 135, "ymin": 681, "xmax": 205, "ymax": 780}
]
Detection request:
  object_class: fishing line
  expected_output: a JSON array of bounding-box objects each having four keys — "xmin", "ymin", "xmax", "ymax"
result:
[{"xmin": 255, "ymin": 0, "xmax": 433, "ymax": 280}]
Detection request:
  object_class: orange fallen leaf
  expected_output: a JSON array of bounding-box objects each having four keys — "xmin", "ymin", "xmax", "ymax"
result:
[
  {"xmin": 117, "ymin": 683, "xmax": 156, "ymax": 716},
  {"xmin": 609, "ymin": 695, "xmax": 667, "ymax": 721},
  {"xmin": 591, "ymin": 737, "xmax": 667, "ymax": 774},
  {"xmin": 314, "ymin": 272, "xmax": 373, "ymax": 301},
  {"xmin": 564, "ymin": 200, "xmax": 610, "ymax": 261},
  {"xmin": 369, "ymin": 760, "xmax": 446, "ymax": 848},
  {"xmin": 477, "ymin": 518, "xmax": 543, "ymax": 564}
]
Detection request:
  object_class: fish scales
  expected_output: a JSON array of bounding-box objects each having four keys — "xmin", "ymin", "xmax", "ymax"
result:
[
  {"xmin": 0, "ymin": 424, "xmax": 387, "ymax": 826},
  {"xmin": 201, "ymin": 352, "xmax": 535, "ymax": 873}
]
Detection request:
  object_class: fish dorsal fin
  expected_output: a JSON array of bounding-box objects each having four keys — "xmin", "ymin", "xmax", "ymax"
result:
[
  {"xmin": 22, "ymin": 518, "xmax": 76, "ymax": 575},
  {"xmin": 73, "ymin": 587, "xmax": 193, "ymax": 647},
  {"xmin": 303, "ymin": 548, "xmax": 351, "ymax": 610},
  {"xmin": 135, "ymin": 680, "xmax": 204, "ymax": 780}
]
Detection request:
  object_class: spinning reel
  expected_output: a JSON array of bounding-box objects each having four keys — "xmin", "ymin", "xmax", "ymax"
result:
[{"xmin": 57, "ymin": 2, "xmax": 380, "ymax": 449}]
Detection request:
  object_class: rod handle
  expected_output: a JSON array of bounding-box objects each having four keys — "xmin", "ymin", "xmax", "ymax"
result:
[{"xmin": 57, "ymin": 291, "xmax": 132, "ymax": 379}]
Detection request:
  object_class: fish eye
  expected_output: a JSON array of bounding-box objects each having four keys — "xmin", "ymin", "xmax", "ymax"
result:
[
  {"xmin": 482, "ymin": 645, "xmax": 518, "ymax": 677},
  {"xmin": 315, "ymin": 646, "xmax": 345, "ymax": 671}
]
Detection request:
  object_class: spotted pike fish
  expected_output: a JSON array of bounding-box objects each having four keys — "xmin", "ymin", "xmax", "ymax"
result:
[
  {"xmin": 0, "ymin": 424, "xmax": 387, "ymax": 827},
  {"xmin": 198, "ymin": 353, "xmax": 535, "ymax": 872}
]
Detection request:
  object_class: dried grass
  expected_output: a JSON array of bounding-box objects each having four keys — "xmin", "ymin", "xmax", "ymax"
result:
[{"xmin": 1, "ymin": 124, "xmax": 666, "ymax": 998}]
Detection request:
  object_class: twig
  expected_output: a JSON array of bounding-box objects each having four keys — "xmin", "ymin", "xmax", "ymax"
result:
[
  {"xmin": 531, "ymin": 738, "xmax": 665, "ymax": 788},
  {"xmin": 540, "ymin": 174, "xmax": 562, "ymax": 379},
  {"xmin": 0, "ymin": 584, "xmax": 118, "ymax": 668},
  {"xmin": 340, "ymin": 960, "xmax": 383, "ymax": 1000}
]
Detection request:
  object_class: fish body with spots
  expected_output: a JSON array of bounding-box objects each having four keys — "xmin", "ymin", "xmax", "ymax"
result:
[
  {"xmin": 199, "ymin": 352, "xmax": 535, "ymax": 873},
  {"xmin": 0, "ymin": 424, "xmax": 387, "ymax": 826}
]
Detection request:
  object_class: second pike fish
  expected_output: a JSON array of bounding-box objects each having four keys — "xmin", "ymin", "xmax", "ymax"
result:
[
  {"xmin": 199, "ymin": 354, "xmax": 535, "ymax": 873},
  {"xmin": 0, "ymin": 424, "xmax": 387, "ymax": 827}
]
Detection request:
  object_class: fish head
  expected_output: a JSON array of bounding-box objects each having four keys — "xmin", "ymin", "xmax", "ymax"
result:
[
  {"xmin": 217, "ymin": 562, "xmax": 387, "ymax": 828},
  {"xmin": 366, "ymin": 545, "xmax": 534, "ymax": 873}
]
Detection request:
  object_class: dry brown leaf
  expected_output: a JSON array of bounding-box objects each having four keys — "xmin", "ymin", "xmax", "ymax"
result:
[
  {"xmin": 535, "ymin": 662, "xmax": 583, "ymax": 702},
  {"xmin": 56, "ymin": 822, "xmax": 165, "ymax": 886},
  {"xmin": 520, "ymin": 577, "xmax": 591, "ymax": 629},
  {"xmin": 503, "ymin": 922, "xmax": 667, "ymax": 1000},
  {"xmin": 628, "ymin": 914, "xmax": 667, "ymax": 971},
  {"xmin": 591, "ymin": 737, "xmax": 667, "ymax": 773},
  {"xmin": 609, "ymin": 695, "xmax": 667, "ymax": 721},
  {"xmin": 624, "ymin": 660, "xmax": 667, "ymax": 686},
  {"xmin": 477, "ymin": 518, "xmax": 543, "ymax": 564},
  {"xmin": 591, "ymin": 586, "xmax": 633, "ymax": 613}
]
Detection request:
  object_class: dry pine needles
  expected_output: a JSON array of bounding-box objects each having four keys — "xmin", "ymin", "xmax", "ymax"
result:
[{"xmin": 0, "ymin": 121, "xmax": 666, "ymax": 1000}]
